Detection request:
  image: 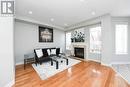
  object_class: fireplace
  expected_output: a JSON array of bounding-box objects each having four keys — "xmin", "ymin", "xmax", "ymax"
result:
[{"xmin": 74, "ymin": 47, "xmax": 84, "ymax": 59}]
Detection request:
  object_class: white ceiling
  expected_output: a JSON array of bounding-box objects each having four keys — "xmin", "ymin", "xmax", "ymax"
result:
[{"xmin": 16, "ymin": 0, "xmax": 130, "ymax": 29}]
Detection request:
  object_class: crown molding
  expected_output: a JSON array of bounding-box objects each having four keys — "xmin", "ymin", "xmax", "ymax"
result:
[
  {"xmin": 65, "ymin": 13, "xmax": 110, "ymax": 31},
  {"xmin": 15, "ymin": 15, "xmax": 65, "ymax": 31}
]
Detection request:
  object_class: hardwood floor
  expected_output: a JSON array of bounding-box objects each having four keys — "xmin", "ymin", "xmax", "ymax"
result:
[{"xmin": 13, "ymin": 61, "xmax": 130, "ymax": 87}]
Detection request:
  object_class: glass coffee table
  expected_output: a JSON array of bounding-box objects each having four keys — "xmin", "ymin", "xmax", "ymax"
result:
[{"xmin": 50, "ymin": 55, "xmax": 68, "ymax": 69}]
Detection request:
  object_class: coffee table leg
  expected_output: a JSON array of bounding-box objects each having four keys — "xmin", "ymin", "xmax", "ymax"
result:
[
  {"xmin": 56, "ymin": 61, "xmax": 58, "ymax": 69},
  {"xmin": 66, "ymin": 59, "xmax": 68, "ymax": 65}
]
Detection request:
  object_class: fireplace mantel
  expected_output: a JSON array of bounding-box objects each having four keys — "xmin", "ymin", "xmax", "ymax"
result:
[{"xmin": 73, "ymin": 45, "xmax": 86, "ymax": 48}]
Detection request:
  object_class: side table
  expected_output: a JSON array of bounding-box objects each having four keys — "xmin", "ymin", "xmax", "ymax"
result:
[{"xmin": 24, "ymin": 53, "xmax": 35, "ymax": 69}]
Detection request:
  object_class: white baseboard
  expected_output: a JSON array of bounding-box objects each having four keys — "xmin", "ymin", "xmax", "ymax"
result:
[
  {"xmin": 101, "ymin": 62, "xmax": 112, "ymax": 67},
  {"xmin": 87, "ymin": 59, "xmax": 101, "ymax": 63},
  {"xmin": 111, "ymin": 62, "xmax": 130, "ymax": 65},
  {"xmin": 15, "ymin": 61, "xmax": 24, "ymax": 66},
  {"xmin": 4, "ymin": 80, "xmax": 15, "ymax": 87}
]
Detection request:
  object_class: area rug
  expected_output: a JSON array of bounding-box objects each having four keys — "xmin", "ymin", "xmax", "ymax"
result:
[
  {"xmin": 32, "ymin": 58, "xmax": 81, "ymax": 80},
  {"xmin": 112, "ymin": 64, "xmax": 130, "ymax": 84}
]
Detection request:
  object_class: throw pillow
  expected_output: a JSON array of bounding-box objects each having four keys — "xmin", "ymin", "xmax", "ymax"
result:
[
  {"xmin": 35, "ymin": 49, "xmax": 43, "ymax": 58},
  {"xmin": 51, "ymin": 49, "xmax": 56, "ymax": 55},
  {"xmin": 47, "ymin": 49, "xmax": 51, "ymax": 55},
  {"xmin": 60, "ymin": 48, "xmax": 63, "ymax": 53}
]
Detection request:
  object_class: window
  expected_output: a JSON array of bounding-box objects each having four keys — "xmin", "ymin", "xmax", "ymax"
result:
[
  {"xmin": 115, "ymin": 24, "xmax": 128, "ymax": 54},
  {"xmin": 66, "ymin": 32, "xmax": 71, "ymax": 50},
  {"xmin": 90, "ymin": 26, "xmax": 101, "ymax": 53}
]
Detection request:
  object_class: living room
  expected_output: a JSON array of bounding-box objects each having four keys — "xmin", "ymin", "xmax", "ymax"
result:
[{"xmin": 0, "ymin": 0, "xmax": 130, "ymax": 87}]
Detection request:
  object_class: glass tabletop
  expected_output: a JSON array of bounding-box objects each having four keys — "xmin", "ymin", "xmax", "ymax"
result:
[{"xmin": 50, "ymin": 55, "xmax": 67, "ymax": 62}]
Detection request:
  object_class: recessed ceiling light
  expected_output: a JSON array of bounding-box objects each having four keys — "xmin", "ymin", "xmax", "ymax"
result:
[
  {"xmin": 50, "ymin": 18, "xmax": 54, "ymax": 22},
  {"xmin": 80, "ymin": 0, "xmax": 85, "ymax": 2},
  {"xmin": 28, "ymin": 11, "xmax": 32, "ymax": 14},
  {"xmin": 64, "ymin": 23, "xmax": 68, "ymax": 26},
  {"xmin": 92, "ymin": 11, "xmax": 96, "ymax": 15}
]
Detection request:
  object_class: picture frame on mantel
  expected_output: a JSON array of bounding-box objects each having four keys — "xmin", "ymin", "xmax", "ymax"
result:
[{"xmin": 39, "ymin": 26, "xmax": 53, "ymax": 42}]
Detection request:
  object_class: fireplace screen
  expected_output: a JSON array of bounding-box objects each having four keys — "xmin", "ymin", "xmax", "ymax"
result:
[{"xmin": 74, "ymin": 47, "xmax": 84, "ymax": 59}]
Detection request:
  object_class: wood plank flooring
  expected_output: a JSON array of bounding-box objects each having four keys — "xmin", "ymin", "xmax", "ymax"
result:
[{"xmin": 13, "ymin": 61, "xmax": 130, "ymax": 87}]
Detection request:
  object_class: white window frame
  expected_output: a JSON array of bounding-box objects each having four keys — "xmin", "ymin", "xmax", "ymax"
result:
[
  {"xmin": 65, "ymin": 32, "xmax": 71, "ymax": 50},
  {"xmin": 89, "ymin": 25, "xmax": 102, "ymax": 54},
  {"xmin": 115, "ymin": 22, "xmax": 128, "ymax": 55}
]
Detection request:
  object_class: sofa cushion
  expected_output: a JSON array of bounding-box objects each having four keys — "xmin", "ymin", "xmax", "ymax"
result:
[{"xmin": 56, "ymin": 48, "xmax": 60, "ymax": 55}]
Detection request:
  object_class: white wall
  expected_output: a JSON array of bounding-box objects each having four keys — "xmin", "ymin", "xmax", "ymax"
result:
[
  {"xmin": 111, "ymin": 17, "xmax": 130, "ymax": 64},
  {"xmin": 14, "ymin": 20, "xmax": 65, "ymax": 64},
  {"xmin": 101, "ymin": 15, "xmax": 113, "ymax": 65},
  {"xmin": 0, "ymin": 17, "xmax": 15, "ymax": 87}
]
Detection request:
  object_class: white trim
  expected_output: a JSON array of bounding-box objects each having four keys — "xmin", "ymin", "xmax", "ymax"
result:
[
  {"xmin": 15, "ymin": 16, "xmax": 64, "ymax": 30},
  {"xmin": 101, "ymin": 62, "xmax": 112, "ymax": 67},
  {"xmin": 65, "ymin": 14, "xmax": 110, "ymax": 30},
  {"xmin": 4, "ymin": 80, "xmax": 15, "ymax": 87},
  {"xmin": 111, "ymin": 62, "xmax": 130, "ymax": 65},
  {"xmin": 15, "ymin": 61, "xmax": 24, "ymax": 66},
  {"xmin": 87, "ymin": 59, "xmax": 101, "ymax": 63}
]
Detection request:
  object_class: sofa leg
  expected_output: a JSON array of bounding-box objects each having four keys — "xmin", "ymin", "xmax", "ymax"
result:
[
  {"xmin": 56, "ymin": 61, "xmax": 58, "ymax": 69},
  {"xmin": 35, "ymin": 63, "xmax": 37, "ymax": 66},
  {"xmin": 66, "ymin": 59, "xmax": 68, "ymax": 65},
  {"xmin": 51, "ymin": 60, "xmax": 53, "ymax": 66},
  {"xmin": 35, "ymin": 61, "xmax": 37, "ymax": 66},
  {"xmin": 40, "ymin": 62, "xmax": 42, "ymax": 65}
]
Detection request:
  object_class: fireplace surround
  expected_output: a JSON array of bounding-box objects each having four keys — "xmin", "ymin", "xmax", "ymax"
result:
[{"xmin": 71, "ymin": 44, "xmax": 87, "ymax": 59}]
